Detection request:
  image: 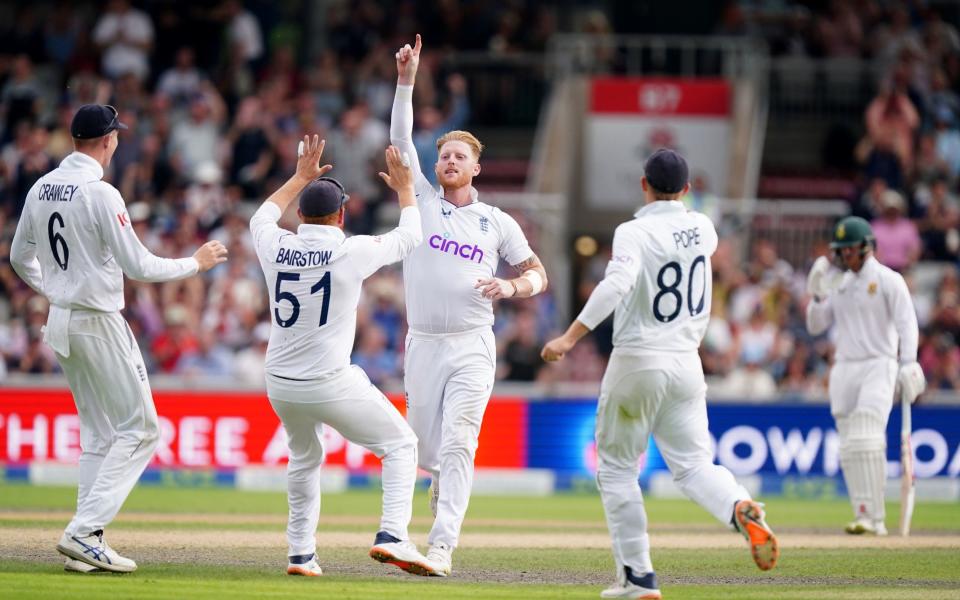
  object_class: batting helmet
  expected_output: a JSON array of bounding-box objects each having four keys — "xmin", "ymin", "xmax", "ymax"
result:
[{"xmin": 829, "ymin": 216, "xmax": 875, "ymax": 250}]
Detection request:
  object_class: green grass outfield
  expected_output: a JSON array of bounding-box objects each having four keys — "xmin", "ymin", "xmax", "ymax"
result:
[{"xmin": 0, "ymin": 483, "xmax": 957, "ymax": 599}]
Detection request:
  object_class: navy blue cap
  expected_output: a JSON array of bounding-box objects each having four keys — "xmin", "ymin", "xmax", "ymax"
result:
[
  {"xmin": 644, "ymin": 148, "xmax": 689, "ymax": 194},
  {"xmin": 71, "ymin": 104, "xmax": 128, "ymax": 139},
  {"xmin": 299, "ymin": 177, "xmax": 349, "ymax": 217}
]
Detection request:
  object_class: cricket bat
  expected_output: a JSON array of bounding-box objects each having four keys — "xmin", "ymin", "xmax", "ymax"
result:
[{"xmin": 899, "ymin": 395, "xmax": 915, "ymax": 537}]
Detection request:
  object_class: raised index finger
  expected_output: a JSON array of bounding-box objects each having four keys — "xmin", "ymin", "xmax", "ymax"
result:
[{"xmin": 413, "ymin": 34, "xmax": 422, "ymax": 55}]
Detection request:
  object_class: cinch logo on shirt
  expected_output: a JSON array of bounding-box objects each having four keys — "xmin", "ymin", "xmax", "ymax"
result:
[{"xmin": 428, "ymin": 233, "xmax": 484, "ymax": 263}]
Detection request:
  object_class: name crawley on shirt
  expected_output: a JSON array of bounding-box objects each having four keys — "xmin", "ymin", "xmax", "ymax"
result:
[
  {"xmin": 275, "ymin": 247, "xmax": 333, "ymax": 267},
  {"xmin": 38, "ymin": 183, "xmax": 79, "ymax": 202}
]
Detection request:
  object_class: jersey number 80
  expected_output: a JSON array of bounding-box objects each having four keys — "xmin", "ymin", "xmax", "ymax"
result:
[{"xmin": 653, "ymin": 255, "xmax": 706, "ymax": 323}]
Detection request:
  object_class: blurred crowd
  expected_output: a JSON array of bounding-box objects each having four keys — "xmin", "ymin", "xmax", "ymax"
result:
[
  {"xmin": 0, "ymin": 0, "xmax": 559, "ymax": 386},
  {"xmin": 574, "ymin": 0, "xmax": 960, "ymax": 398},
  {"xmin": 3, "ymin": 0, "xmax": 960, "ymax": 398}
]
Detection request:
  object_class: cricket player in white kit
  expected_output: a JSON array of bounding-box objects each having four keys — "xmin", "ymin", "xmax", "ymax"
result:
[
  {"xmin": 806, "ymin": 216, "xmax": 925, "ymax": 536},
  {"xmin": 250, "ymin": 135, "xmax": 435, "ymax": 577},
  {"xmin": 10, "ymin": 104, "xmax": 228, "ymax": 573},
  {"xmin": 390, "ymin": 35, "xmax": 549, "ymax": 576},
  {"xmin": 542, "ymin": 149, "xmax": 778, "ymax": 599}
]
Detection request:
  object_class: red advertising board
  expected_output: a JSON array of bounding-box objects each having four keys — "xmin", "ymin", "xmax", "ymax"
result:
[
  {"xmin": 590, "ymin": 77, "xmax": 731, "ymax": 116},
  {"xmin": 0, "ymin": 388, "xmax": 526, "ymax": 470}
]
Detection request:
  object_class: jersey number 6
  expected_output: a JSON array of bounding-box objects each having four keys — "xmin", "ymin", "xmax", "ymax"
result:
[
  {"xmin": 274, "ymin": 271, "xmax": 332, "ymax": 328},
  {"xmin": 48, "ymin": 211, "xmax": 69, "ymax": 271},
  {"xmin": 653, "ymin": 255, "xmax": 707, "ymax": 323}
]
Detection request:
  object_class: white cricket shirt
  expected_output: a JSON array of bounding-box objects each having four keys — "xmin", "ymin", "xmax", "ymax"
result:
[
  {"xmin": 577, "ymin": 201, "xmax": 718, "ymax": 353},
  {"xmin": 806, "ymin": 255, "xmax": 918, "ymax": 363},
  {"xmin": 390, "ymin": 85, "xmax": 532, "ymax": 334},
  {"xmin": 10, "ymin": 152, "xmax": 198, "ymax": 312},
  {"xmin": 250, "ymin": 202, "xmax": 422, "ymax": 379}
]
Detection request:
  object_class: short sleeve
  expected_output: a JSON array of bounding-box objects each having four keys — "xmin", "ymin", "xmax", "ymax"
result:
[{"xmin": 496, "ymin": 209, "xmax": 533, "ymax": 266}]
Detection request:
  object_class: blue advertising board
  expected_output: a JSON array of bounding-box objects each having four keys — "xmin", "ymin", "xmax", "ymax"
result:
[{"xmin": 527, "ymin": 401, "xmax": 960, "ymax": 491}]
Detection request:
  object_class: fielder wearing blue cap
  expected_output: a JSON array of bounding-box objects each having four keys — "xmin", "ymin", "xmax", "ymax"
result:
[
  {"xmin": 543, "ymin": 144, "xmax": 779, "ymax": 597},
  {"xmin": 642, "ymin": 148, "xmax": 689, "ymax": 196},
  {"xmin": 298, "ymin": 177, "xmax": 350, "ymax": 225}
]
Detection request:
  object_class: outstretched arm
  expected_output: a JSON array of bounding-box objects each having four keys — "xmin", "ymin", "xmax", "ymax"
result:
[
  {"xmin": 390, "ymin": 34, "xmax": 428, "ymax": 186},
  {"xmin": 541, "ymin": 224, "xmax": 641, "ymax": 362},
  {"xmin": 100, "ymin": 186, "xmax": 226, "ymax": 280},
  {"xmin": 351, "ymin": 146, "xmax": 423, "ymax": 279}
]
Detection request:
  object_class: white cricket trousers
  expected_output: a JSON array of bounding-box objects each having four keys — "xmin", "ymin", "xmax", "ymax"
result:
[
  {"xmin": 403, "ymin": 327, "xmax": 496, "ymax": 549},
  {"xmin": 829, "ymin": 357, "xmax": 897, "ymax": 522},
  {"xmin": 55, "ymin": 310, "xmax": 159, "ymax": 538},
  {"xmin": 266, "ymin": 365, "xmax": 418, "ymax": 557},
  {"xmin": 596, "ymin": 350, "xmax": 750, "ymax": 575}
]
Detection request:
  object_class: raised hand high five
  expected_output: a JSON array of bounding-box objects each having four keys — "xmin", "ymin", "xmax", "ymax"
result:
[{"xmin": 295, "ymin": 134, "xmax": 333, "ymax": 183}]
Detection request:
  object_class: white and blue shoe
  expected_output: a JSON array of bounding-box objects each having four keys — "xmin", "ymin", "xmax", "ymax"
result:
[
  {"xmin": 64, "ymin": 558, "xmax": 103, "ymax": 573},
  {"xmin": 56, "ymin": 530, "xmax": 137, "ymax": 573},
  {"xmin": 369, "ymin": 531, "xmax": 433, "ymax": 576},
  {"xmin": 600, "ymin": 567, "xmax": 661, "ymax": 599},
  {"xmin": 287, "ymin": 552, "xmax": 323, "ymax": 576}
]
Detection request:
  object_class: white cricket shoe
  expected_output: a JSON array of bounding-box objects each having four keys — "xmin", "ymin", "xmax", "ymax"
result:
[
  {"xmin": 600, "ymin": 567, "xmax": 661, "ymax": 599},
  {"xmin": 423, "ymin": 542, "xmax": 452, "ymax": 577},
  {"xmin": 287, "ymin": 552, "xmax": 323, "ymax": 576},
  {"xmin": 56, "ymin": 530, "xmax": 137, "ymax": 573},
  {"xmin": 428, "ymin": 478, "xmax": 440, "ymax": 518},
  {"xmin": 845, "ymin": 518, "xmax": 888, "ymax": 536},
  {"xmin": 369, "ymin": 531, "xmax": 432, "ymax": 576},
  {"xmin": 64, "ymin": 558, "xmax": 103, "ymax": 573}
]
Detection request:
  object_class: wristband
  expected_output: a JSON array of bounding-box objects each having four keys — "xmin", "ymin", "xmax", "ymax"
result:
[{"xmin": 521, "ymin": 270, "xmax": 544, "ymax": 295}]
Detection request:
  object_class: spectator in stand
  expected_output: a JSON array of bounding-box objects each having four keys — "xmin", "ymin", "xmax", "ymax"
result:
[
  {"xmin": 176, "ymin": 327, "xmax": 234, "ymax": 377},
  {"xmin": 307, "ymin": 50, "xmax": 348, "ymax": 127},
  {"xmin": 861, "ymin": 74, "xmax": 919, "ymax": 190},
  {"xmin": 43, "ymin": 2, "xmax": 81, "ymax": 66},
  {"xmin": 151, "ymin": 304, "xmax": 199, "ymax": 374},
  {"xmin": 500, "ymin": 309, "xmax": 543, "ymax": 382},
  {"xmin": 326, "ymin": 105, "xmax": 386, "ymax": 234},
  {"xmin": 871, "ymin": 190, "xmax": 921, "ymax": 272},
  {"xmin": 0, "ymin": 55, "xmax": 40, "ymax": 146},
  {"xmin": 234, "ymin": 322, "xmax": 270, "ymax": 386},
  {"xmin": 854, "ymin": 177, "xmax": 889, "ymax": 221},
  {"xmin": 925, "ymin": 68, "xmax": 960, "ymax": 130},
  {"xmin": 222, "ymin": 0, "xmax": 263, "ymax": 69},
  {"xmin": 92, "ymin": 0, "xmax": 154, "ymax": 82},
  {"xmin": 682, "ymin": 172, "xmax": 722, "ymax": 226},
  {"xmin": 933, "ymin": 106, "xmax": 960, "ymax": 181},
  {"xmin": 813, "ymin": 0, "xmax": 863, "ymax": 58},
  {"xmin": 918, "ymin": 176, "xmax": 960, "ymax": 261},
  {"xmin": 414, "ymin": 74, "xmax": 470, "ymax": 185},
  {"xmin": 352, "ymin": 323, "xmax": 398, "ymax": 388},
  {"xmin": 226, "ymin": 96, "xmax": 274, "ymax": 199},
  {"xmin": 157, "ymin": 47, "xmax": 205, "ymax": 110},
  {"xmin": 167, "ymin": 83, "xmax": 227, "ymax": 182},
  {"xmin": 921, "ymin": 333, "xmax": 960, "ymax": 390},
  {"xmin": 13, "ymin": 125, "xmax": 55, "ymax": 217}
]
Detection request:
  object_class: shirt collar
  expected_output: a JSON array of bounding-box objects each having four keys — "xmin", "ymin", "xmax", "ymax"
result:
[
  {"xmin": 850, "ymin": 255, "xmax": 879, "ymax": 277},
  {"xmin": 296, "ymin": 223, "xmax": 346, "ymax": 242},
  {"xmin": 634, "ymin": 200, "xmax": 686, "ymax": 218},
  {"xmin": 60, "ymin": 151, "xmax": 104, "ymax": 180},
  {"xmin": 441, "ymin": 185, "xmax": 480, "ymax": 209}
]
